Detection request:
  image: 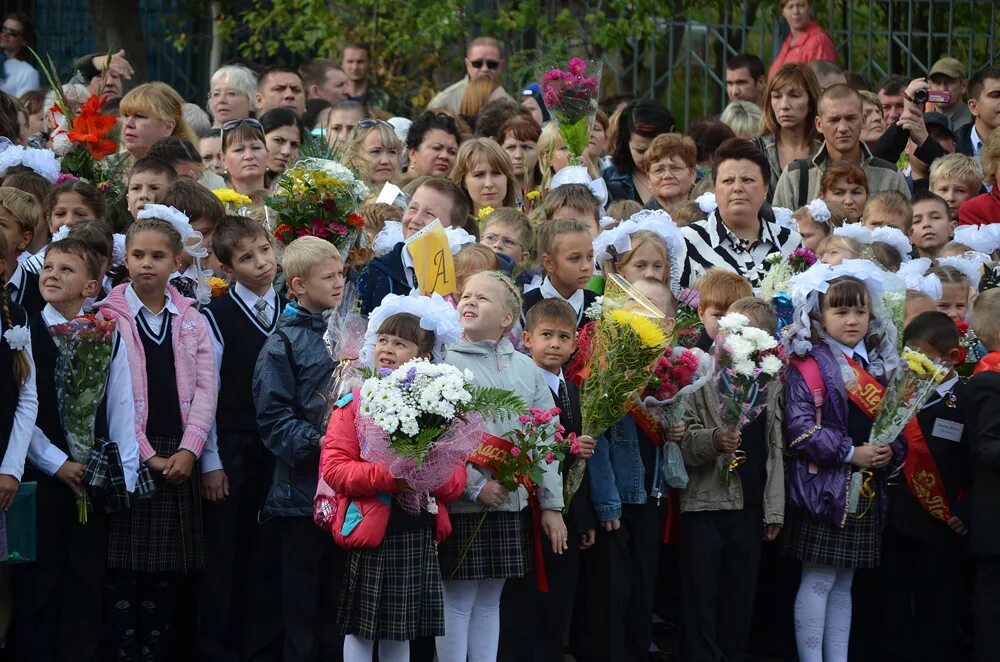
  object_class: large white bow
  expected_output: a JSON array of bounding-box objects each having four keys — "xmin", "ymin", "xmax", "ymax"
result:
[{"xmin": 550, "ymin": 165, "xmax": 609, "ymax": 210}]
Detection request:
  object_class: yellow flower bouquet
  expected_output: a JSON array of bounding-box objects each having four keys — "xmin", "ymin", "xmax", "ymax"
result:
[
  {"xmin": 564, "ymin": 273, "xmax": 670, "ymax": 511},
  {"xmin": 869, "ymin": 346, "xmax": 949, "ymax": 446}
]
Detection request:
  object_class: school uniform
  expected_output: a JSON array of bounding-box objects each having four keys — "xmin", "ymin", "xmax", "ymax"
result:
[
  {"xmin": 499, "ymin": 369, "xmax": 595, "ymax": 662},
  {"xmin": 355, "ymin": 242, "xmax": 413, "ymax": 316},
  {"xmin": 13, "ymin": 304, "xmax": 136, "ymax": 662},
  {"xmin": 169, "ymin": 263, "xmax": 201, "ymax": 302},
  {"xmin": 196, "ymin": 283, "xmax": 284, "ymax": 661},
  {"xmin": 6, "ymin": 261, "xmax": 45, "ymax": 317},
  {"xmin": 879, "ymin": 377, "xmax": 970, "ymax": 661},
  {"xmin": 521, "ymin": 277, "xmax": 598, "ymax": 330}
]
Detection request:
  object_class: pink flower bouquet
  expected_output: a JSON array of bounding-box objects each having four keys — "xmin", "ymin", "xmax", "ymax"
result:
[{"xmin": 540, "ymin": 57, "xmax": 602, "ymax": 164}]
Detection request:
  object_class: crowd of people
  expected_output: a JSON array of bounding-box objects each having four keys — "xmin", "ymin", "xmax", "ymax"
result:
[{"xmin": 0, "ymin": 1, "xmax": 998, "ymax": 661}]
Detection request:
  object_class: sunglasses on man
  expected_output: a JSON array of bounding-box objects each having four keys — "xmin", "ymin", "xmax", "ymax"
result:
[{"xmin": 469, "ymin": 59, "xmax": 501, "ymax": 70}]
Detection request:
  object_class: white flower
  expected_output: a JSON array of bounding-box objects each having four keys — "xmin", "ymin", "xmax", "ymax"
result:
[
  {"xmin": 760, "ymin": 354, "xmax": 783, "ymax": 376},
  {"xmin": 734, "ymin": 359, "xmax": 756, "ymax": 377},
  {"xmin": 717, "ymin": 313, "xmax": 749, "ymax": 334},
  {"xmin": 3, "ymin": 325, "xmax": 29, "ymax": 351},
  {"xmin": 584, "ymin": 296, "xmax": 604, "ymax": 321},
  {"xmin": 51, "ymin": 131, "xmax": 72, "ymax": 157},
  {"xmin": 725, "ymin": 336, "xmax": 754, "ymax": 361}
]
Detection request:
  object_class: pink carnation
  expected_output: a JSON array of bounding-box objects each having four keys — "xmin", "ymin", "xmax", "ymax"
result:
[{"xmin": 510, "ymin": 447, "xmax": 521, "ymax": 457}]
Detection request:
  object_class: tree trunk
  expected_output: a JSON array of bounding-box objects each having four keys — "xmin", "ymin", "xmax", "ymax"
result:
[{"xmin": 88, "ymin": 0, "xmax": 147, "ymax": 83}]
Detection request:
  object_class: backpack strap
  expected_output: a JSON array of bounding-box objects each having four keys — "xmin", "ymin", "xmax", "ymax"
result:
[
  {"xmin": 791, "ymin": 356, "xmax": 825, "ymax": 423},
  {"xmin": 796, "ymin": 158, "xmax": 811, "ymax": 209}
]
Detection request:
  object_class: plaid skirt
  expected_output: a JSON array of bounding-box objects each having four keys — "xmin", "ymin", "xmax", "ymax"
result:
[
  {"xmin": 108, "ymin": 435, "xmax": 204, "ymax": 573},
  {"xmin": 781, "ymin": 488, "xmax": 883, "ymax": 569},
  {"xmin": 438, "ymin": 510, "xmax": 531, "ymax": 581},
  {"xmin": 338, "ymin": 527, "xmax": 443, "ymax": 641}
]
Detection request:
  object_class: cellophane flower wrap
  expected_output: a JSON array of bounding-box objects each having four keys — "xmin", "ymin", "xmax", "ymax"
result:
[
  {"xmin": 567, "ymin": 273, "xmax": 669, "ymax": 512},
  {"xmin": 356, "ymin": 359, "xmax": 525, "ymax": 514},
  {"xmin": 869, "ymin": 347, "xmax": 948, "ymax": 446},
  {"xmin": 266, "ymin": 157, "xmax": 370, "ymax": 265},
  {"xmin": 50, "ymin": 314, "xmax": 117, "ymax": 523},
  {"xmin": 760, "ymin": 247, "xmax": 817, "ymax": 300},
  {"xmin": 540, "ymin": 57, "xmax": 602, "ymax": 164},
  {"xmin": 713, "ymin": 313, "xmax": 787, "ymax": 484},
  {"xmin": 640, "ymin": 347, "xmax": 713, "ymax": 428},
  {"xmin": 955, "ymin": 321, "xmax": 987, "ymax": 378}
]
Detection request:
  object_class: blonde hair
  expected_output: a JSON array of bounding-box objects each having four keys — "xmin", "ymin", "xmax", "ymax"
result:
[
  {"xmin": 120, "ymin": 82, "xmax": 198, "ymax": 146},
  {"xmin": 606, "ymin": 199, "xmax": 642, "ymax": 222},
  {"xmin": 449, "ymin": 137, "xmax": 518, "ymax": 209},
  {"xmin": 459, "ymin": 76, "xmax": 500, "ymax": 118},
  {"xmin": 344, "ymin": 122, "xmax": 402, "ymax": 187},
  {"xmin": 482, "ymin": 207, "xmax": 533, "ymax": 255},
  {"xmin": 983, "ymin": 129, "xmax": 1000, "ymax": 188},
  {"xmin": 454, "ymin": 243, "xmax": 500, "ymax": 295},
  {"xmin": 0, "ymin": 186, "xmax": 40, "ymax": 236},
  {"xmin": 537, "ymin": 123, "xmax": 599, "ymax": 190},
  {"xmin": 792, "ymin": 199, "xmax": 847, "ymax": 236},
  {"xmin": 929, "ymin": 152, "xmax": 984, "ymax": 190},
  {"xmin": 605, "ymin": 230, "xmax": 670, "ymax": 284},
  {"xmin": 864, "ymin": 190, "xmax": 912, "ymax": 223},
  {"xmin": 973, "ymin": 288, "xmax": 1000, "ymax": 351},
  {"xmin": 464, "ymin": 270, "xmax": 522, "ymax": 332},
  {"xmin": 536, "ymin": 218, "xmax": 591, "ymax": 257},
  {"xmin": 728, "ymin": 296, "xmax": 778, "ymax": 334},
  {"xmin": 816, "ymin": 235, "xmax": 863, "ymax": 259},
  {"xmin": 719, "ymin": 101, "xmax": 763, "ymax": 139},
  {"xmin": 282, "ymin": 236, "xmax": 342, "ymax": 281}
]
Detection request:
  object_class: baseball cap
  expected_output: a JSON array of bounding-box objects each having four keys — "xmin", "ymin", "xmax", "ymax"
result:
[
  {"xmin": 929, "ymin": 57, "xmax": 964, "ymax": 80},
  {"xmin": 923, "ymin": 111, "xmax": 955, "ymax": 139}
]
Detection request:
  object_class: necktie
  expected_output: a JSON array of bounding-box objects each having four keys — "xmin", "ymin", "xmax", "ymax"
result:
[
  {"xmin": 170, "ymin": 276, "xmax": 195, "ymax": 299},
  {"xmin": 557, "ymin": 379, "xmax": 574, "ymax": 432},
  {"xmin": 852, "ymin": 352, "xmax": 868, "ymax": 370},
  {"xmin": 254, "ymin": 298, "xmax": 270, "ymax": 326}
]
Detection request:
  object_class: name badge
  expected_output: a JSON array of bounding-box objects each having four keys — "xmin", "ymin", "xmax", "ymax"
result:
[{"xmin": 932, "ymin": 419, "xmax": 964, "ymax": 443}]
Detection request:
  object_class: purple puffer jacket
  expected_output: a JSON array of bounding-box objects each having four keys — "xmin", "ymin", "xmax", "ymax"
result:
[{"xmin": 784, "ymin": 342, "xmax": 906, "ymax": 527}]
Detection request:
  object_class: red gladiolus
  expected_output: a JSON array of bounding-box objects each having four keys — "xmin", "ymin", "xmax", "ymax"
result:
[{"xmin": 67, "ymin": 95, "xmax": 117, "ymax": 160}]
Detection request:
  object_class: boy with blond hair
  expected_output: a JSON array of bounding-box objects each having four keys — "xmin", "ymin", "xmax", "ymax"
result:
[
  {"xmin": 862, "ymin": 190, "xmax": 913, "ymax": 232},
  {"xmin": 929, "ymin": 153, "xmax": 983, "ymax": 222}
]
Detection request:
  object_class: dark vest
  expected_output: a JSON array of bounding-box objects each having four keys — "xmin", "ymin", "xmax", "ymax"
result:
[
  {"xmin": 28, "ymin": 314, "xmax": 110, "ymax": 460},
  {"xmin": 521, "ymin": 287, "xmax": 597, "ymax": 331},
  {"xmin": 137, "ymin": 313, "xmax": 183, "ymax": 438},
  {"xmin": 204, "ymin": 288, "xmax": 282, "ymax": 434},
  {"xmin": 8, "ymin": 270, "xmax": 44, "ymax": 318},
  {"xmin": 0, "ymin": 301, "xmax": 26, "ymax": 457}
]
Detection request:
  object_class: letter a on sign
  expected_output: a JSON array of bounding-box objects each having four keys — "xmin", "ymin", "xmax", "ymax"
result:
[{"xmin": 405, "ymin": 219, "xmax": 456, "ymax": 297}]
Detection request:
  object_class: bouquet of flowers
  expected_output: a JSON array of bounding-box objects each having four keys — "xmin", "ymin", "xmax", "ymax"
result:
[
  {"xmin": 266, "ymin": 157, "xmax": 370, "ymax": 264},
  {"xmin": 213, "ymin": 188, "xmax": 253, "ymax": 215},
  {"xmin": 869, "ymin": 347, "xmax": 949, "ymax": 446},
  {"xmin": 540, "ymin": 57, "xmax": 602, "ymax": 165},
  {"xmin": 641, "ymin": 347, "xmax": 713, "ymax": 428},
  {"xmin": 50, "ymin": 314, "xmax": 118, "ymax": 523},
  {"xmin": 567, "ymin": 273, "xmax": 670, "ymax": 511},
  {"xmin": 714, "ymin": 313, "xmax": 787, "ymax": 484},
  {"xmin": 955, "ymin": 321, "xmax": 987, "ymax": 377},
  {"xmin": 356, "ymin": 358, "xmax": 525, "ymax": 513},
  {"xmin": 674, "ymin": 287, "xmax": 704, "ymax": 348},
  {"xmin": 760, "ymin": 247, "xmax": 817, "ymax": 300}
]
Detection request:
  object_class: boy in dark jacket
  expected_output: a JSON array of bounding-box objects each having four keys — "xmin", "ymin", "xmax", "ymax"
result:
[
  {"xmin": 252, "ymin": 236, "xmax": 346, "ymax": 661},
  {"xmin": 881, "ymin": 312, "xmax": 971, "ymax": 661}
]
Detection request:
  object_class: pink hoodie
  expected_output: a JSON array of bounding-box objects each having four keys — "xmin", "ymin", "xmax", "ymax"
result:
[{"xmin": 98, "ymin": 284, "xmax": 218, "ymax": 462}]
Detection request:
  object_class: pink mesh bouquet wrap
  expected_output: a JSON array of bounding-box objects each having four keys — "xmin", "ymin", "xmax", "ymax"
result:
[{"xmin": 355, "ymin": 359, "xmax": 525, "ymax": 514}]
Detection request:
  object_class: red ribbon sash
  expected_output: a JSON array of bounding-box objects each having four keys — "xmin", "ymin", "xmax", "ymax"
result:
[
  {"xmin": 974, "ymin": 351, "xmax": 1000, "ymax": 375},
  {"xmin": 628, "ymin": 400, "xmax": 664, "ymax": 447},
  {"xmin": 842, "ymin": 355, "xmax": 954, "ymax": 523},
  {"xmin": 469, "ymin": 434, "xmax": 550, "ymax": 592}
]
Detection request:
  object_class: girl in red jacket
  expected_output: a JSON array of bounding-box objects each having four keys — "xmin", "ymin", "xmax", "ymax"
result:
[{"xmin": 321, "ymin": 294, "xmax": 466, "ymax": 662}]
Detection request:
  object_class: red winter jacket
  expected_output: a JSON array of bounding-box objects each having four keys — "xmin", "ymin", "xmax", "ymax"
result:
[
  {"xmin": 958, "ymin": 189, "xmax": 1000, "ymax": 226},
  {"xmin": 320, "ymin": 389, "xmax": 466, "ymax": 548}
]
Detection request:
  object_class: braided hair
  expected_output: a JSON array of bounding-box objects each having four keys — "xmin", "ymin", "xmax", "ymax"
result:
[{"xmin": 0, "ymin": 233, "xmax": 31, "ymax": 385}]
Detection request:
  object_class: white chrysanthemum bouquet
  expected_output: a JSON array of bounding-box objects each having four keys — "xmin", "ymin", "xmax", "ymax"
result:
[
  {"xmin": 356, "ymin": 359, "xmax": 525, "ymax": 512},
  {"xmin": 713, "ymin": 313, "xmax": 787, "ymax": 484}
]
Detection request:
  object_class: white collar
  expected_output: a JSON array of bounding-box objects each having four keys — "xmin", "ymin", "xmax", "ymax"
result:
[
  {"xmin": 169, "ymin": 263, "xmax": 201, "ymax": 282},
  {"xmin": 15, "ymin": 250, "xmax": 31, "ymax": 266},
  {"xmin": 539, "ymin": 277, "xmax": 585, "ymax": 315},
  {"xmin": 829, "ymin": 338, "xmax": 868, "ymax": 363},
  {"xmin": 234, "ymin": 281, "xmax": 277, "ymax": 311},
  {"xmin": 41, "ymin": 303, "xmax": 84, "ymax": 326},
  {"xmin": 125, "ymin": 285, "xmax": 179, "ymax": 319},
  {"xmin": 936, "ymin": 375, "xmax": 959, "ymax": 397},
  {"xmin": 539, "ymin": 367, "xmax": 565, "ymax": 394},
  {"xmin": 971, "ymin": 125, "xmax": 985, "ymax": 155},
  {"xmin": 8, "ymin": 260, "xmax": 24, "ymax": 292}
]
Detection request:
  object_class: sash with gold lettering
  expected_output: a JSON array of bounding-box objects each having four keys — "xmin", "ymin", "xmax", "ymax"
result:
[
  {"xmin": 842, "ymin": 354, "xmax": 954, "ymax": 523},
  {"xmin": 468, "ymin": 434, "xmax": 550, "ymax": 592},
  {"xmin": 628, "ymin": 400, "xmax": 663, "ymax": 446}
]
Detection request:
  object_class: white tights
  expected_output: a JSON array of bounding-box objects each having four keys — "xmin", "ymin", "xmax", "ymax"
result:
[
  {"xmin": 435, "ymin": 578, "xmax": 506, "ymax": 662},
  {"xmin": 343, "ymin": 635, "xmax": 410, "ymax": 662},
  {"xmin": 794, "ymin": 562, "xmax": 855, "ymax": 662}
]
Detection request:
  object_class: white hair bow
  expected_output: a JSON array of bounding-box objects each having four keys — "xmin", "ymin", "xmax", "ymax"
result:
[{"xmin": 550, "ymin": 165, "xmax": 609, "ymax": 211}]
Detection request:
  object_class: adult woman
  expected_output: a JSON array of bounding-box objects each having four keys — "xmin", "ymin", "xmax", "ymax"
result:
[
  {"xmin": 643, "ymin": 133, "xmax": 698, "ymax": 212},
  {"xmin": 260, "ymin": 107, "xmax": 304, "ymax": 186},
  {"xmin": 405, "ymin": 111, "xmax": 462, "ymax": 179},
  {"xmin": 604, "ymin": 99, "xmax": 676, "ymax": 204},
  {"xmin": 755, "ymin": 63, "xmax": 823, "ymax": 199},
  {"xmin": 680, "ymin": 138, "xmax": 801, "ymax": 289},
  {"xmin": 497, "ymin": 115, "xmax": 541, "ymax": 200},
  {"xmin": 819, "ymin": 163, "xmax": 868, "ymax": 223},
  {"xmin": 0, "ymin": 14, "xmax": 38, "ymax": 97},
  {"xmin": 343, "ymin": 119, "xmax": 403, "ymax": 193},
  {"xmin": 449, "ymin": 137, "xmax": 517, "ymax": 216},
  {"xmin": 221, "ymin": 118, "xmax": 268, "ymax": 199},
  {"xmin": 207, "ymin": 64, "xmax": 257, "ymax": 127},
  {"xmin": 768, "ymin": 0, "xmax": 837, "ymax": 78},
  {"xmin": 859, "ymin": 91, "xmax": 886, "ymax": 149},
  {"xmin": 120, "ymin": 82, "xmax": 198, "ymax": 161}
]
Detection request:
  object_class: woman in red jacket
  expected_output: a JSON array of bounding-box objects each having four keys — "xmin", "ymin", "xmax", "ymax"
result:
[
  {"xmin": 321, "ymin": 302, "xmax": 467, "ymax": 662},
  {"xmin": 958, "ymin": 130, "xmax": 1000, "ymax": 225},
  {"xmin": 769, "ymin": 0, "xmax": 837, "ymax": 78}
]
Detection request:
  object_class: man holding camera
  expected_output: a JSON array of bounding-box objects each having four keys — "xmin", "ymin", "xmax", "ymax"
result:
[{"xmin": 928, "ymin": 57, "xmax": 972, "ymax": 130}]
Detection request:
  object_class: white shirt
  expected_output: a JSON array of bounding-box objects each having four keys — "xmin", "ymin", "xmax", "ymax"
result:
[
  {"xmin": 0, "ymin": 58, "xmax": 39, "ymax": 98},
  {"xmin": 539, "ymin": 367, "xmax": 565, "ymax": 396},
  {"xmin": 15, "ymin": 250, "xmax": 31, "ymax": 266},
  {"xmin": 539, "ymin": 277, "xmax": 586, "ymax": 322},
  {"xmin": 0, "ymin": 315, "xmax": 37, "ymax": 480},
  {"xmin": 169, "ymin": 263, "xmax": 201, "ymax": 284},
  {"xmin": 828, "ymin": 338, "xmax": 869, "ymax": 365},
  {"xmin": 124, "ymin": 285, "xmax": 179, "ymax": 337},
  {"xmin": 971, "ymin": 124, "xmax": 985, "ymax": 163},
  {"xmin": 26, "ymin": 304, "xmax": 139, "ymax": 491}
]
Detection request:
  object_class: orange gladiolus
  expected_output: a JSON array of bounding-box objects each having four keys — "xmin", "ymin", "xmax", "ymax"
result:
[{"xmin": 67, "ymin": 96, "xmax": 118, "ymax": 160}]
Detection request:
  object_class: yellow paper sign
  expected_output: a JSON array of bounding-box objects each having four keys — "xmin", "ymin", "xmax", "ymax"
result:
[{"xmin": 405, "ymin": 219, "xmax": 455, "ymax": 296}]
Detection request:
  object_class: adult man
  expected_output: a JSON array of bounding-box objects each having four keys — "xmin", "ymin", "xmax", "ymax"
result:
[
  {"xmin": 955, "ymin": 66, "xmax": 1000, "ymax": 163},
  {"xmin": 772, "ymin": 84, "xmax": 910, "ymax": 209},
  {"xmin": 299, "ymin": 58, "xmax": 348, "ymax": 105},
  {"xmin": 71, "ymin": 49, "xmax": 133, "ymax": 100},
  {"xmin": 725, "ymin": 54, "xmax": 766, "ymax": 107},
  {"xmin": 427, "ymin": 36, "xmax": 504, "ymax": 112},
  {"xmin": 878, "ymin": 74, "xmax": 910, "ymax": 125},
  {"xmin": 256, "ymin": 65, "xmax": 306, "ymax": 116},
  {"xmin": 928, "ymin": 57, "xmax": 972, "ymax": 130},
  {"xmin": 340, "ymin": 43, "xmax": 388, "ymax": 110}
]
